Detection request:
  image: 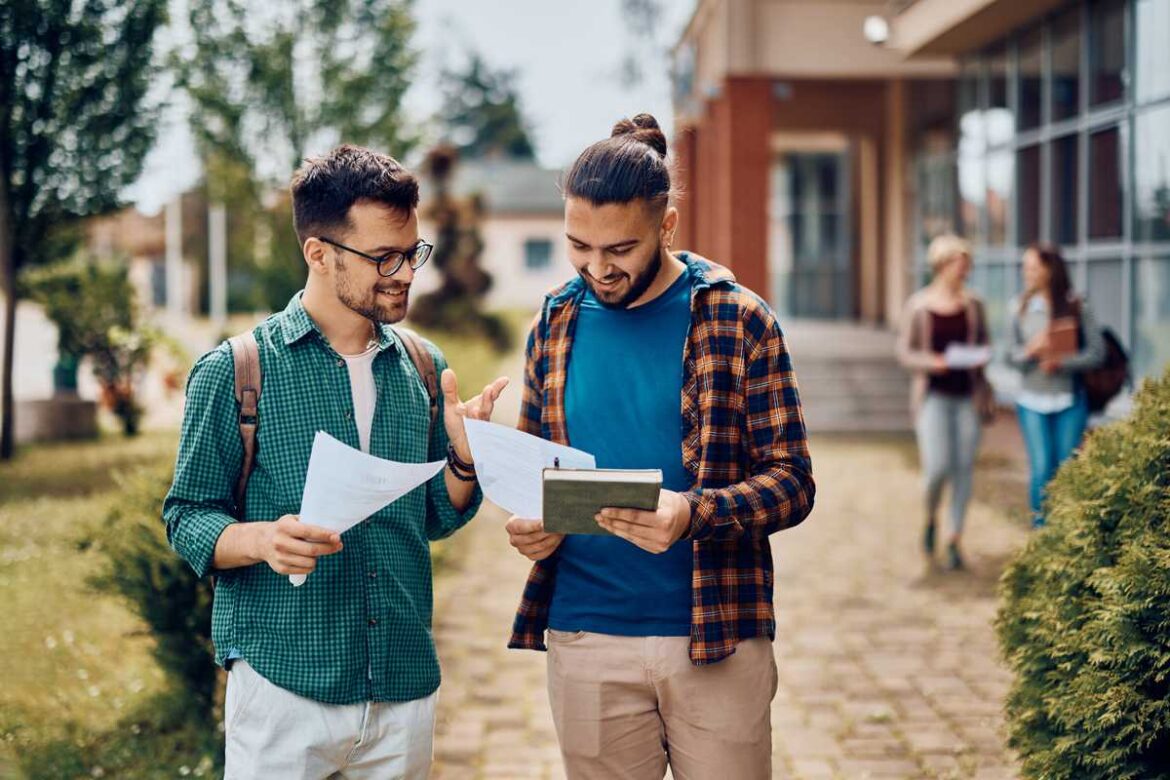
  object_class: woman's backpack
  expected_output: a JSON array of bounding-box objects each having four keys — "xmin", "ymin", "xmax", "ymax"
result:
[{"xmin": 1073, "ymin": 299, "xmax": 1130, "ymax": 413}]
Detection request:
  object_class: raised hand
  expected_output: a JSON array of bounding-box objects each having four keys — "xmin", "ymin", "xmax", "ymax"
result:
[{"xmin": 442, "ymin": 368, "xmax": 510, "ymax": 462}]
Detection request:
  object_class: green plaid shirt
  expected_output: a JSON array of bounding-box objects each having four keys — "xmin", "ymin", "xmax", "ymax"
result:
[{"xmin": 162, "ymin": 293, "xmax": 482, "ymax": 705}]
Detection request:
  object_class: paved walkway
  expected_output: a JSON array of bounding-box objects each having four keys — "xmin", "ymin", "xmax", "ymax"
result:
[{"xmin": 430, "ymin": 362, "xmax": 1027, "ymax": 779}]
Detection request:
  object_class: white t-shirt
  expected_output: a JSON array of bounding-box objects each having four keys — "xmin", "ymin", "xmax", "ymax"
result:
[{"xmin": 340, "ymin": 344, "xmax": 379, "ymax": 453}]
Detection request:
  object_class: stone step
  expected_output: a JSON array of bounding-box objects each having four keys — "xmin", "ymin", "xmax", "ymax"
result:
[
  {"xmin": 800, "ymin": 373, "xmax": 908, "ymax": 389},
  {"xmin": 803, "ymin": 398, "xmax": 912, "ymax": 418},
  {"xmin": 803, "ymin": 414, "xmax": 914, "ymax": 434},
  {"xmin": 782, "ymin": 321, "xmax": 914, "ymax": 433}
]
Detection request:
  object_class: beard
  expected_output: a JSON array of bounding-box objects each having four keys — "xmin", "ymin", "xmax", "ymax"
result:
[
  {"xmin": 333, "ymin": 252, "xmax": 410, "ymax": 324},
  {"xmin": 581, "ymin": 241, "xmax": 663, "ymax": 310}
]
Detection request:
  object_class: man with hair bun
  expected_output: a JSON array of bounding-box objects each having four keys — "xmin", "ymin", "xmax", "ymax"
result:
[{"xmin": 504, "ymin": 114, "xmax": 816, "ymax": 778}]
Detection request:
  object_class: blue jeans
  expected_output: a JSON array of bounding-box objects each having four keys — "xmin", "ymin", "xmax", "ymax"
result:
[{"xmin": 1016, "ymin": 396, "xmax": 1089, "ymax": 527}]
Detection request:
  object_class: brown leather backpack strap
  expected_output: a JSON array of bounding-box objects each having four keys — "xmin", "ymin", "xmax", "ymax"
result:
[
  {"xmin": 393, "ymin": 327, "xmax": 439, "ymax": 434},
  {"xmin": 228, "ymin": 331, "xmax": 261, "ymax": 520}
]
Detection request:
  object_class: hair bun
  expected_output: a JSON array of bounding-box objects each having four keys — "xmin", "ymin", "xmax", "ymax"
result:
[{"xmin": 611, "ymin": 113, "xmax": 667, "ymax": 158}]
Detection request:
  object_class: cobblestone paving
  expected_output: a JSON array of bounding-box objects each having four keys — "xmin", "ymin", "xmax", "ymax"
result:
[{"xmin": 431, "ymin": 366, "xmax": 1026, "ymax": 779}]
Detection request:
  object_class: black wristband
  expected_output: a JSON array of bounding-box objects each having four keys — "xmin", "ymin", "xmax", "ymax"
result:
[{"xmin": 447, "ymin": 444, "xmax": 477, "ymax": 481}]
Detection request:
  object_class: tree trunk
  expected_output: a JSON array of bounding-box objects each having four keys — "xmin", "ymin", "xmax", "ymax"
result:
[{"xmin": 0, "ymin": 163, "xmax": 15, "ymax": 460}]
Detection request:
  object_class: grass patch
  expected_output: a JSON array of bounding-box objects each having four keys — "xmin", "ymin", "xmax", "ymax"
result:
[{"xmin": 0, "ymin": 432, "xmax": 178, "ymax": 775}]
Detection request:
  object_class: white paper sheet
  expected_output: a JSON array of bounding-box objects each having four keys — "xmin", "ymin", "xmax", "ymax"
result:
[
  {"xmin": 290, "ymin": 431, "xmax": 445, "ymax": 586},
  {"xmin": 463, "ymin": 419, "xmax": 595, "ymax": 519},
  {"xmin": 944, "ymin": 343, "xmax": 992, "ymax": 369}
]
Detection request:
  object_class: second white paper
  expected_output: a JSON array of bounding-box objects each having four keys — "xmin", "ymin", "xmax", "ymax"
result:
[{"xmin": 463, "ymin": 418, "xmax": 595, "ymax": 519}]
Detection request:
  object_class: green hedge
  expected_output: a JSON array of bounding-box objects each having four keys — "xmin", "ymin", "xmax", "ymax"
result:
[
  {"xmin": 997, "ymin": 367, "xmax": 1170, "ymax": 779},
  {"xmin": 90, "ymin": 464, "xmax": 218, "ymax": 715}
]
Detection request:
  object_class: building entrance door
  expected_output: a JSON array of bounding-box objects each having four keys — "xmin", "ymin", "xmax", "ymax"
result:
[{"xmin": 768, "ymin": 148, "xmax": 853, "ymax": 319}]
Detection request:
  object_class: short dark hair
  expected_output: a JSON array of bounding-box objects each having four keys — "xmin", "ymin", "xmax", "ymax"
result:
[
  {"xmin": 563, "ymin": 113, "xmax": 677, "ymax": 210},
  {"xmin": 290, "ymin": 144, "xmax": 420, "ymax": 246}
]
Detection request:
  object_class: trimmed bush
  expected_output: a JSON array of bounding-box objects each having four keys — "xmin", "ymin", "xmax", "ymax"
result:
[
  {"xmin": 88, "ymin": 464, "xmax": 218, "ymax": 716},
  {"xmin": 997, "ymin": 366, "xmax": 1170, "ymax": 779}
]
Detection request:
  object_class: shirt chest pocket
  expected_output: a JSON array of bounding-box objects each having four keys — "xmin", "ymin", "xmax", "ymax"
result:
[{"xmin": 375, "ymin": 359, "xmax": 433, "ymax": 462}]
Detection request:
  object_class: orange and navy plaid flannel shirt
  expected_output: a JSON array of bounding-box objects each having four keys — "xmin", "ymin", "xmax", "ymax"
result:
[{"xmin": 508, "ymin": 253, "xmax": 816, "ymax": 665}]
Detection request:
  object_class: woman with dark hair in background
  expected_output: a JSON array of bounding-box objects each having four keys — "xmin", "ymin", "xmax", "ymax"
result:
[{"xmin": 1008, "ymin": 243, "xmax": 1105, "ymax": 527}]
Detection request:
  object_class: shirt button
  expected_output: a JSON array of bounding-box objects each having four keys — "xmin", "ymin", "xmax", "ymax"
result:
[
  {"xmin": 336, "ymin": 358, "xmax": 344, "ymax": 367},
  {"xmin": 368, "ymin": 618, "xmax": 378, "ymax": 627},
  {"xmin": 345, "ymin": 411, "xmax": 353, "ymax": 420},
  {"xmin": 368, "ymin": 570, "xmax": 377, "ymax": 579}
]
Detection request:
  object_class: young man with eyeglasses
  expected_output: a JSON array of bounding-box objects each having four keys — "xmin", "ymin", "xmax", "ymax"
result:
[{"xmin": 163, "ymin": 145, "xmax": 508, "ymax": 778}]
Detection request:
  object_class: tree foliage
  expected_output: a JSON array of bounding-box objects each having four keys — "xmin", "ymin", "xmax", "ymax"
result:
[{"xmin": 0, "ymin": 0, "xmax": 167, "ymax": 457}]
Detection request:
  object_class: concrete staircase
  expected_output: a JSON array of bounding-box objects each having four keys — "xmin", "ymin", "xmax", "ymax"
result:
[{"xmin": 782, "ymin": 320, "xmax": 913, "ymax": 435}]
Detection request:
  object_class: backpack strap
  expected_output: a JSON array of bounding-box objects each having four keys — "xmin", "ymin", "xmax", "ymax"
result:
[
  {"xmin": 228, "ymin": 331, "xmax": 261, "ymax": 520},
  {"xmin": 393, "ymin": 327, "xmax": 440, "ymax": 435}
]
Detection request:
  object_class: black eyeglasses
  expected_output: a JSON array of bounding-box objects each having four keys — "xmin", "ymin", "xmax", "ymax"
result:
[{"xmin": 317, "ymin": 236, "xmax": 433, "ymax": 277}]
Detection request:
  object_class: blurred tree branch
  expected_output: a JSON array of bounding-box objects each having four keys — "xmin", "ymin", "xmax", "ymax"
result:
[
  {"xmin": 439, "ymin": 53, "xmax": 536, "ymax": 161},
  {"xmin": 174, "ymin": 0, "xmax": 421, "ymax": 311}
]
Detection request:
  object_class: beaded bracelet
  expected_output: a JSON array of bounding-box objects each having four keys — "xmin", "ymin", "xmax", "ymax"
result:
[{"xmin": 447, "ymin": 444, "xmax": 477, "ymax": 482}]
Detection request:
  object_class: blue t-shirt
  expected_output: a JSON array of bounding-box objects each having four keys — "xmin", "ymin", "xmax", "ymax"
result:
[{"xmin": 548, "ymin": 265, "xmax": 694, "ymax": 637}]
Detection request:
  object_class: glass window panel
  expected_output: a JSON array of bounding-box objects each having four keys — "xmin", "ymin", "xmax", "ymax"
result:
[
  {"xmin": 1135, "ymin": 0, "xmax": 1170, "ymax": 103},
  {"xmin": 1089, "ymin": 0, "xmax": 1127, "ymax": 106},
  {"xmin": 1017, "ymin": 145, "xmax": 1042, "ymax": 246},
  {"xmin": 1135, "ymin": 104, "xmax": 1170, "ymax": 243},
  {"xmin": 1134, "ymin": 254, "xmax": 1170, "ymax": 380},
  {"xmin": 1086, "ymin": 260, "xmax": 1127, "ymax": 342},
  {"xmin": 1051, "ymin": 135, "xmax": 1080, "ymax": 246},
  {"xmin": 958, "ymin": 153, "xmax": 986, "ymax": 245},
  {"xmin": 982, "ymin": 264, "xmax": 1010, "ymax": 349},
  {"xmin": 1018, "ymin": 26, "xmax": 1044, "ymax": 130},
  {"xmin": 987, "ymin": 149, "xmax": 1013, "ymax": 246},
  {"xmin": 968, "ymin": 265, "xmax": 990, "ymax": 306},
  {"xmin": 1089, "ymin": 126, "xmax": 1124, "ymax": 239},
  {"xmin": 917, "ymin": 152, "xmax": 958, "ymax": 246},
  {"xmin": 819, "ymin": 214, "xmax": 841, "ymax": 260},
  {"xmin": 815, "ymin": 155, "xmax": 840, "ymax": 208},
  {"xmin": 524, "ymin": 238, "xmax": 552, "ymax": 270},
  {"xmin": 1005, "ymin": 259, "xmax": 1023, "ymax": 302},
  {"xmin": 1051, "ymin": 7, "xmax": 1082, "ymax": 122},
  {"xmin": 957, "ymin": 62, "xmax": 987, "ymax": 245},
  {"xmin": 958, "ymin": 60, "xmax": 985, "ymax": 157},
  {"xmin": 987, "ymin": 45, "xmax": 1013, "ymax": 145}
]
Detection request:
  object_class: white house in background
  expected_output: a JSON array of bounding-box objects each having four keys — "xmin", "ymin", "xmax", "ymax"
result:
[{"xmin": 417, "ymin": 159, "xmax": 570, "ymax": 311}]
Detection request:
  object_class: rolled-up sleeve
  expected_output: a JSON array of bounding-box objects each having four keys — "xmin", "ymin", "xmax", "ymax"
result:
[
  {"xmin": 162, "ymin": 345, "xmax": 243, "ymax": 578},
  {"xmin": 684, "ymin": 316, "xmax": 815, "ymax": 542}
]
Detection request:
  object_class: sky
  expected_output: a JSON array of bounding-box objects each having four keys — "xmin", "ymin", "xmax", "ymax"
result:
[{"xmin": 126, "ymin": 0, "xmax": 696, "ymax": 215}]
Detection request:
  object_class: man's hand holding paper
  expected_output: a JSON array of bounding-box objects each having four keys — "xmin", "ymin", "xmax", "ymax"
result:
[
  {"xmin": 291, "ymin": 431, "xmax": 447, "ymax": 586},
  {"xmin": 254, "ymin": 515, "xmax": 344, "ymax": 576}
]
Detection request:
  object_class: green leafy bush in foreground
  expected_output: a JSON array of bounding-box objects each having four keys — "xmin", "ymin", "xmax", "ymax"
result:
[{"xmin": 997, "ymin": 367, "xmax": 1170, "ymax": 779}]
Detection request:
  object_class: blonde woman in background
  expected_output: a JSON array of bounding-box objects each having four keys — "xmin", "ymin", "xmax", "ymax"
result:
[{"xmin": 897, "ymin": 235, "xmax": 993, "ymax": 570}]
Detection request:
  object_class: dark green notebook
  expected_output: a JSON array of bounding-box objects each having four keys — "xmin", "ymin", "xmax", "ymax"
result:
[{"xmin": 542, "ymin": 468, "xmax": 662, "ymax": 535}]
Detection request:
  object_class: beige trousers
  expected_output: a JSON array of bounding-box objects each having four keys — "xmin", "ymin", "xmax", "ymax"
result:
[
  {"xmin": 546, "ymin": 631, "xmax": 777, "ymax": 780},
  {"xmin": 223, "ymin": 661, "xmax": 436, "ymax": 779}
]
